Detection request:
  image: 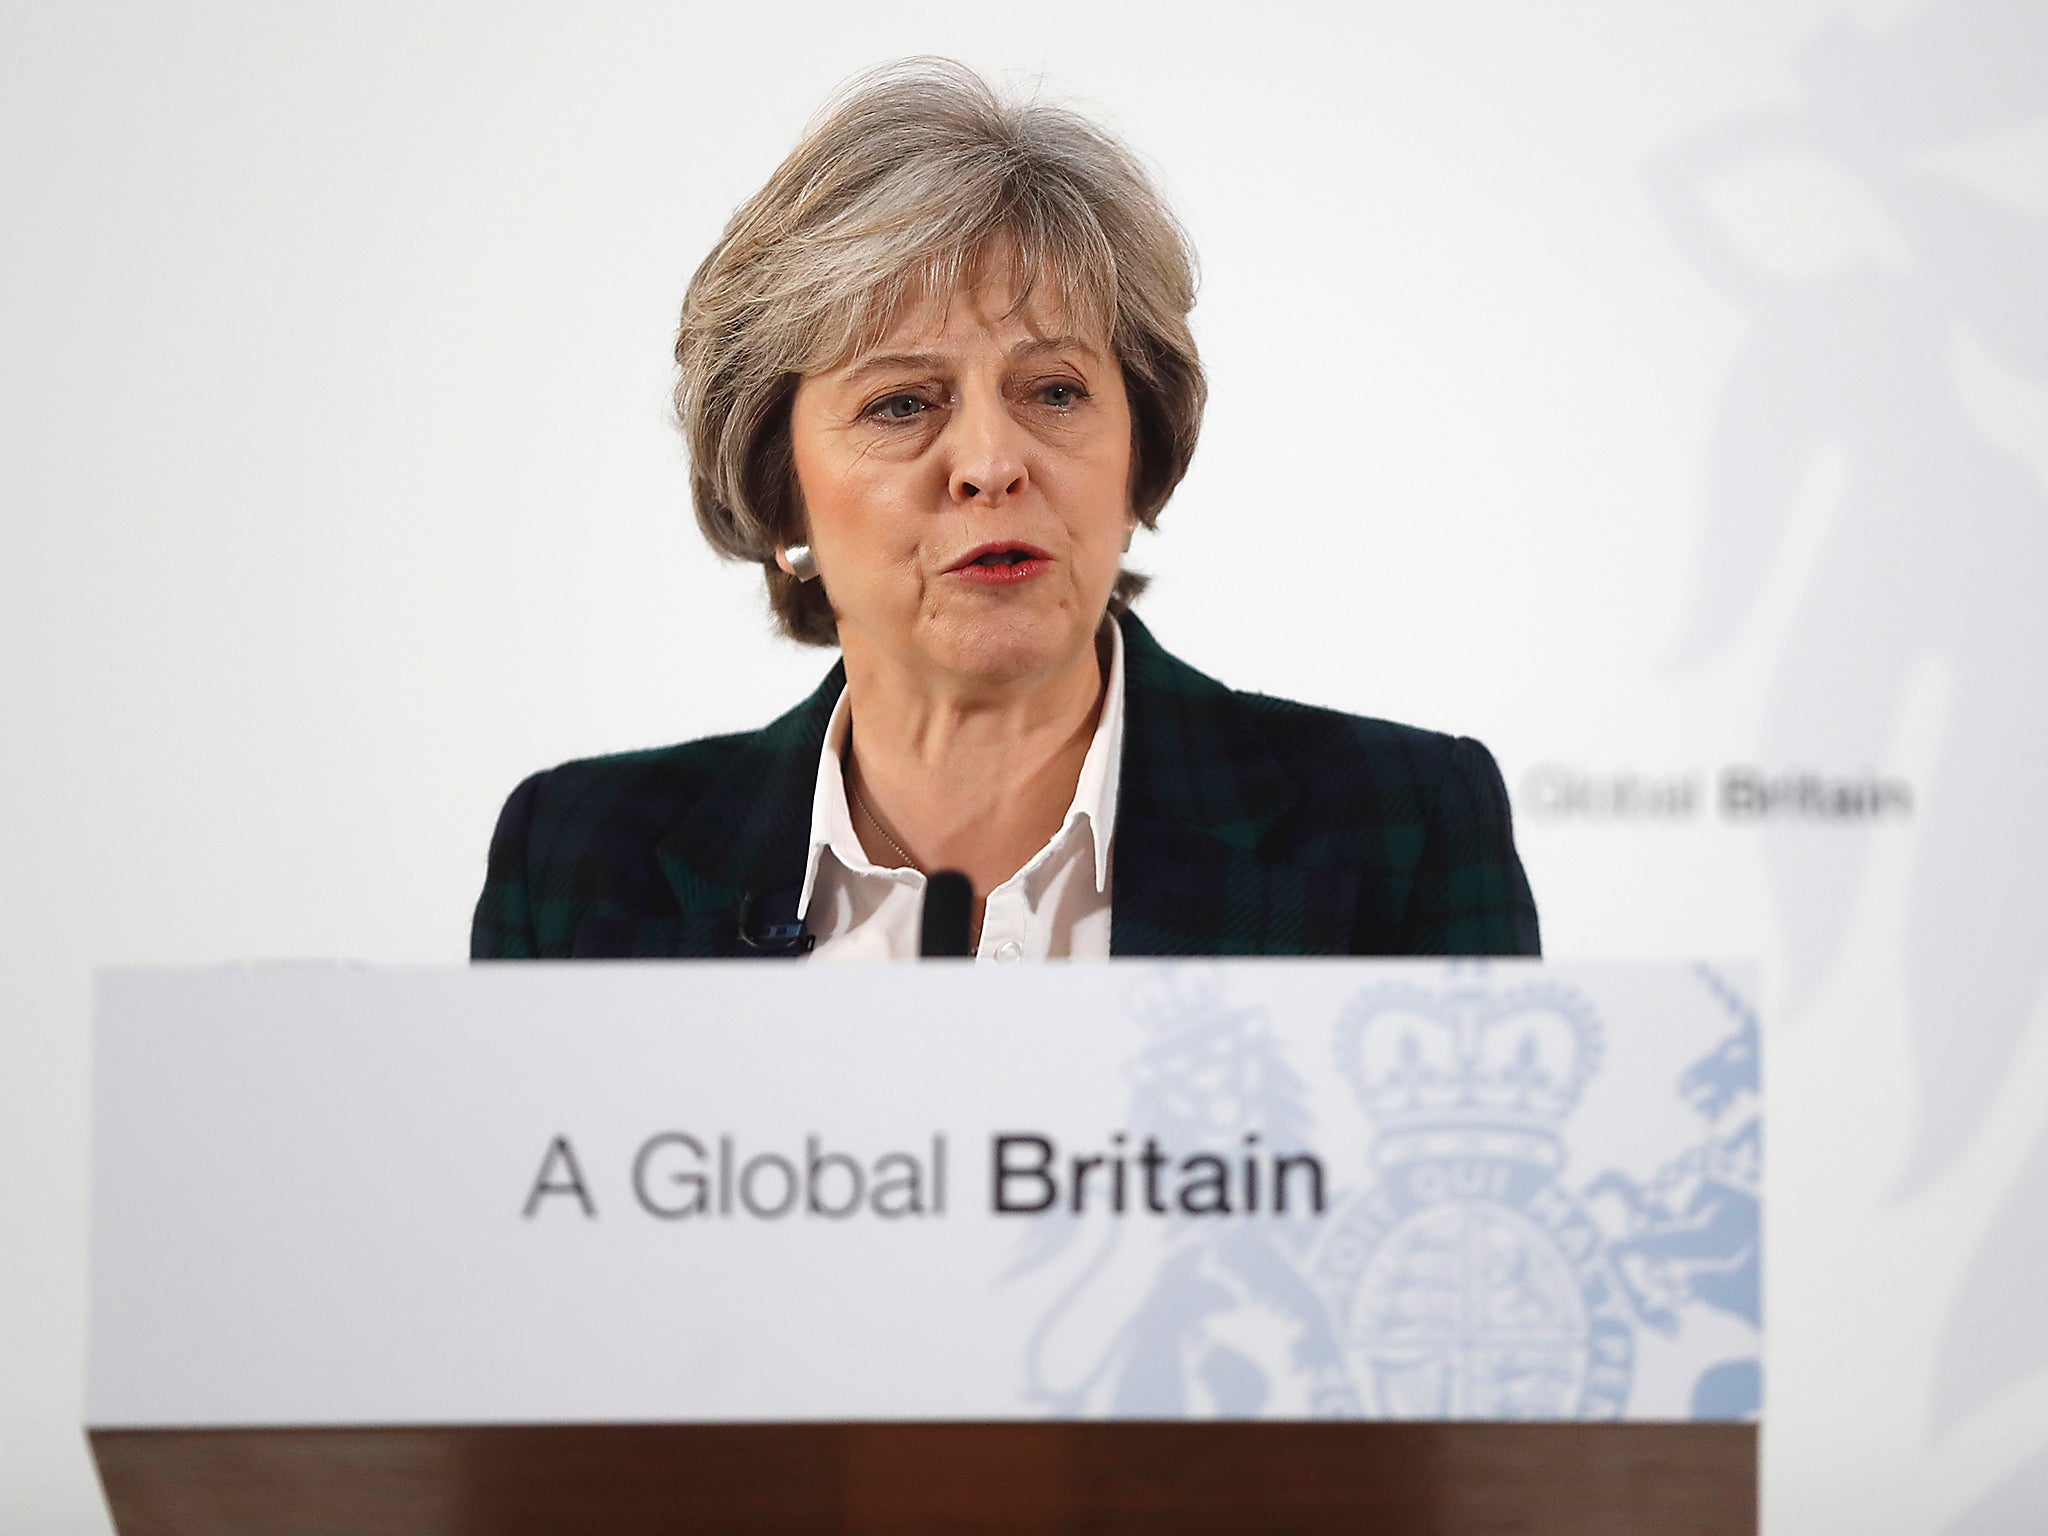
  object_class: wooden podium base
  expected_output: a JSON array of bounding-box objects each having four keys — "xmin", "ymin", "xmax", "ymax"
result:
[{"xmin": 93, "ymin": 1420, "xmax": 1755, "ymax": 1535}]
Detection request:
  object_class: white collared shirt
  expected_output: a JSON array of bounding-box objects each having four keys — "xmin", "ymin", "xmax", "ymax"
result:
[{"xmin": 797, "ymin": 621, "xmax": 1124, "ymax": 963}]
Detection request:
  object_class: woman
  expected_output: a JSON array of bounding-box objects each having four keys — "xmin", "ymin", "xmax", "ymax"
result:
[{"xmin": 472, "ymin": 60, "xmax": 1539, "ymax": 962}]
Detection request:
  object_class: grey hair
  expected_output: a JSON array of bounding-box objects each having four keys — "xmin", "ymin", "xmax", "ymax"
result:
[{"xmin": 674, "ymin": 57, "xmax": 1207, "ymax": 645}]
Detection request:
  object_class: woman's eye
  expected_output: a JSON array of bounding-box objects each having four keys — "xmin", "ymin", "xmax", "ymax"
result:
[
  {"xmin": 1040, "ymin": 382, "xmax": 1083, "ymax": 408},
  {"xmin": 868, "ymin": 393, "xmax": 928, "ymax": 422}
]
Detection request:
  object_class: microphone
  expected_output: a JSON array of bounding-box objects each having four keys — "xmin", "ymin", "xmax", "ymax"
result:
[
  {"xmin": 735, "ymin": 887, "xmax": 815, "ymax": 956},
  {"xmin": 920, "ymin": 870, "xmax": 975, "ymax": 959}
]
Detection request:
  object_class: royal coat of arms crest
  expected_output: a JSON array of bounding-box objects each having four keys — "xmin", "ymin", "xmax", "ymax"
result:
[{"xmin": 1016, "ymin": 964, "xmax": 1761, "ymax": 1423}]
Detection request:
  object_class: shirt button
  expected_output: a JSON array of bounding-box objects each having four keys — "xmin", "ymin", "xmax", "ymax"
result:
[{"xmin": 993, "ymin": 939, "xmax": 1024, "ymax": 964}]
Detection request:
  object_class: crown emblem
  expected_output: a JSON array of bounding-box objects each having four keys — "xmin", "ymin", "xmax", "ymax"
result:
[{"xmin": 1335, "ymin": 981, "xmax": 1603, "ymax": 1166}]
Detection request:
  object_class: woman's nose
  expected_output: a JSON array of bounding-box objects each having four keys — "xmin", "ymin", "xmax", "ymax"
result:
[{"xmin": 947, "ymin": 394, "xmax": 1028, "ymax": 506}]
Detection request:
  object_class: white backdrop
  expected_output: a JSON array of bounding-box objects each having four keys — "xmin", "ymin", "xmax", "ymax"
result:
[{"xmin": 4, "ymin": 1, "xmax": 2044, "ymax": 1530}]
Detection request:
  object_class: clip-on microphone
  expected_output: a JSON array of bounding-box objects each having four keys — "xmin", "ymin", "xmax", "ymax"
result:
[{"xmin": 736, "ymin": 887, "xmax": 815, "ymax": 956}]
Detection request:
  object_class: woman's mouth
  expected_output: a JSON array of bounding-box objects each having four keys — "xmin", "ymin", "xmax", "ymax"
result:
[{"xmin": 948, "ymin": 543, "xmax": 1052, "ymax": 585}]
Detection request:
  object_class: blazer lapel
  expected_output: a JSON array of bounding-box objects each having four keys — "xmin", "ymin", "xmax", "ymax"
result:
[
  {"xmin": 1111, "ymin": 614, "xmax": 1358, "ymax": 956},
  {"xmin": 652, "ymin": 663, "xmax": 844, "ymax": 958}
]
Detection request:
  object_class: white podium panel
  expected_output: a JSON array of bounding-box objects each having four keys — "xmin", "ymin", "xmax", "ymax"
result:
[{"xmin": 88, "ymin": 960, "xmax": 1760, "ymax": 1429}]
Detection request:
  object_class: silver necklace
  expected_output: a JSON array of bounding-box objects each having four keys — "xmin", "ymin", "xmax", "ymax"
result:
[{"xmin": 848, "ymin": 768, "xmax": 921, "ymax": 873}]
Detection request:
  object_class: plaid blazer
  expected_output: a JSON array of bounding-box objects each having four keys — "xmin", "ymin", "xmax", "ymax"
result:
[{"xmin": 470, "ymin": 613, "xmax": 1540, "ymax": 960}]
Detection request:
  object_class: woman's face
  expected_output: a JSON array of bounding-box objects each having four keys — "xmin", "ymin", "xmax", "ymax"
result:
[{"xmin": 788, "ymin": 260, "xmax": 1135, "ymax": 692}]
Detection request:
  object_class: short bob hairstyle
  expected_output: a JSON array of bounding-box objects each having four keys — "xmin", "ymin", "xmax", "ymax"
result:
[{"xmin": 675, "ymin": 58, "xmax": 1207, "ymax": 646}]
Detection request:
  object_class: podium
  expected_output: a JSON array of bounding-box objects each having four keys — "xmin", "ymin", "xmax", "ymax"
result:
[
  {"xmin": 92, "ymin": 1421, "xmax": 1753, "ymax": 1533},
  {"xmin": 88, "ymin": 962, "xmax": 1760, "ymax": 1533}
]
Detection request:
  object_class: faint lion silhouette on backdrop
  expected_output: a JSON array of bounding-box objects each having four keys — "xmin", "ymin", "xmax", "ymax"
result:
[{"xmin": 1650, "ymin": 2, "xmax": 2048, "ymax": 1527}]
